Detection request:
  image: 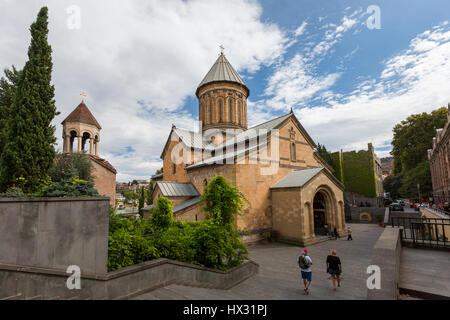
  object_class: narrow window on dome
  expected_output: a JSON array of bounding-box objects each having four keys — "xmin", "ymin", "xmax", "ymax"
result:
[
  {"xmin": 229, "ymin": 99, "xmax": 233, "ymax": 122},
  {"xmin": 209, "ymin": 100, "xmax": 212, "ymax": 124},
  {"xmin": 238, "ymin": 101, "xmax": 241, "ymax": 124},
  {"xmin": 219, "ymin": 99, "xmax": 223, "ymax": 122}
]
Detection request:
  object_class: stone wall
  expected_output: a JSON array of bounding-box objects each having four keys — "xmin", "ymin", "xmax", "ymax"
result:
[
  {"xmin": 0, "ymin": 258, "xmax": 258, "ymax": 300},
  {"xmin": 91, "ymin": 160, "xmax": 116, "ymax": 206},
  {"xmin": 349, "ymin": 207, "xmax": 386, "ymax": 223},
  {"xmin": 0, "ymin": 197, "xmax": 109, "ymax": 274}
]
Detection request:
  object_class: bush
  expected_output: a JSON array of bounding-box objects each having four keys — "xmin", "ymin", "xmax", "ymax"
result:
[
  {"xmin": 38, "ymin": 177, "xmax": 99, "ymax": 197},
  {"xmin": 151, "ymin": 197, "xmax": 174, "ymax": 231},
  {"xmin": 0, "ymin": 186, "xmax": 25, "ymax": 197},
  {"xmin": 48, "ymin": 152, "xmax": 94, "ymax": 182}
]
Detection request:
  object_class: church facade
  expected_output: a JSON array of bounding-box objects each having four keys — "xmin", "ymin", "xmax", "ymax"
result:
[{"xmin": 152, "ymin": 52, "xmax": 346, "ymax": 245}]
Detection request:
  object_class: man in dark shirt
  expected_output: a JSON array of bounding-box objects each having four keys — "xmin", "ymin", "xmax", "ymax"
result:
[{"xmin": 326, "ymin": 249, "xmax": 342, "ymax": 291}]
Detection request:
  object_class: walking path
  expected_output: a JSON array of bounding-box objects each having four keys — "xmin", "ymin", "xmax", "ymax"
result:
[
  {"xmin": 399, "ymin": 247, "xmax": 450, "ymax": 299},
  {"xmin": 133, "ymin": 223, "xmax": 384, "ymax": 300}
]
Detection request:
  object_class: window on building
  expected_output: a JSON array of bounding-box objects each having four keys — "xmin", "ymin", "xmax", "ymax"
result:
[
  {"xmin": 291, "ymin": 143, "xmax": 296, "ymax": 161},
  {"xmin": 173, "ymin": 162, "xmax": 176, "ymax": 174},
  {"xmin": 219, "ymin": 99, "xmax": 223, "ymax": 122},
  {"xmin": 209, "ymin": 100, "xmax": 212, "ymax": 124},
  {"xmin": 238, "ymin": 101, "xmax": 241, "ymax": 124},
  {"xmin": 229, "ymin": 99, "xmax": 233, "ymax": 122}
]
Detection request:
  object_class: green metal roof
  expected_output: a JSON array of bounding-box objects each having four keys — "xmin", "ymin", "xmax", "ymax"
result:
[
  {"xmin": 196, "ymin": 53, "xmax": 248, "ymax": 95},
  {"xmin": 270, "ymin": 167, "xmax": 324, "ymax": 189}
]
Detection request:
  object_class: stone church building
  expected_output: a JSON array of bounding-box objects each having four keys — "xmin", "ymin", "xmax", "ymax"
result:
[
  {"xmin": 151, "ymin": 52, "xmax": 346, "ymax": 245},
  {"xmin": 61, "ymin": 100, "xmax": 117, "ymax": 205}
]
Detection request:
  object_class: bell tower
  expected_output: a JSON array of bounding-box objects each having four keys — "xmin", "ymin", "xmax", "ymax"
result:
[
  {"xmin": 61, "ymin": 97, "xmax": 102, "ymax": 156},
  {"xmin": 196, "ymin": 50, "xmax": 250, "ymax": 133}
]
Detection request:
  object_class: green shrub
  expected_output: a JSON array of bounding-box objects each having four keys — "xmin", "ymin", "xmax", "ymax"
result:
[
  {"xmin": 48, "ymin": 152, "xmax": 93, "ymax": 182},
  {"xmin": 1, "ymin": 186, "xmax": 25, "ymax": 197},
  {"xmin": 200, "ymin": 175, "xmax": 247, "ymax": 228},
  {"xmin": 38, "ymin": 177, "xmax": 99, "ymax": 197},
  {"xmin": 151, "ymin": 197, "xmax": 174, "ymax": 231}
]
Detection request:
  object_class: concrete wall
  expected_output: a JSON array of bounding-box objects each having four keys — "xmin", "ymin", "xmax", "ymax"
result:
[
  {"xmin": 349, "ymin": 207, "xmax": 386, "ymax": 223},
  {"xmin": 367, "ymin": 226, "xmax": 401, "ymax": 300},
  {"xmin": 0, "ymin": 258, "xmax": 259, "ymax": 300},
  {"xmin": 0, "ymin": 197, "xmax": 109, "ymax": 274}
]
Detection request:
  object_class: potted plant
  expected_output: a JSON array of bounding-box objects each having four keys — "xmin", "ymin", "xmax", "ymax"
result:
[
  {"xmin": 375, "ymin": 214, "xmax": 383, "ymax": 227},
  {"xmin": 262, "ymin": 231, "xmax": 271, "ymax": 244}
]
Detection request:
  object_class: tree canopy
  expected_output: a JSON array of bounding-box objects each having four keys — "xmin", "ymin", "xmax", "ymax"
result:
[{"xmin": 0, "ymin": 7, "xmax": 58, "ymax": 193}]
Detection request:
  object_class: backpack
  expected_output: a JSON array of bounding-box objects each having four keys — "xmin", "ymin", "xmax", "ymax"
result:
[{"xmin": 298, "ymin": 254, "xmax": 310, "ymax": 269}]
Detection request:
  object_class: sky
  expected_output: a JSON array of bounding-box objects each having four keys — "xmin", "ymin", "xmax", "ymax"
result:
[{"xmin": 0, "ymin": 0, "xmax": 449, "ymax": 181}]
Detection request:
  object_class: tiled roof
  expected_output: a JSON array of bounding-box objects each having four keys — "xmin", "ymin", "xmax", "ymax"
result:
[
  {"xmin": 196, "ymin": 53, "xmax": 248, "ymax": 96},
  {"xmin": 173, "ymin": 196, "xmax": 201, "ymax": 213},
  {"xmin": 89, "ymin": 155, "xmax": 117, "ymax": 174},
  {"xmin": 156, "ymin": 181, "xmax": 199, "ymax": 197},
  {"xmin": 270, "ymin": 167, "xmax": 324, "ymax": 189},
  {"xmin": 62, "ymin": 101, "xmax": 102, "ymax": 129}
]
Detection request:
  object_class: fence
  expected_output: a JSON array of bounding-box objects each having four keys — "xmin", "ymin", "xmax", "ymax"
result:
[{"xmin": 391, "ymin": 217, "xmax": 450, "ymax": 249}]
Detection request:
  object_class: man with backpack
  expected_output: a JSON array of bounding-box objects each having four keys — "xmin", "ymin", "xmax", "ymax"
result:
[{"xmin": 298, "ymin": 248, "xmax": 313, "ymax": 294}]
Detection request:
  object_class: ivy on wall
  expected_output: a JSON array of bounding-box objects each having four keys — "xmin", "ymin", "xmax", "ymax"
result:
[{"xmin": 341, "ymin": 149, "xmax": 378, "ymax": 198}]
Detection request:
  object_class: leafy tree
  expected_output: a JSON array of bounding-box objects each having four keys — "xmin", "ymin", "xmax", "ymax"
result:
[
  {"xmin": 151, "ymin": 196, "xmax": 174, "ymax": 231},
  {"xmin": 390, "ymin": 107, "xmax": 447, "ymax": 197},
  {"xmin": 124, "ymin": 190, "xmax": 139, "ymax": 206},
  {"xmin": 383, "ymin": 174, "xmax": 402, "ymax": 199},
  {"xmin": 391, "ymin": 107, "xmax": 447, "ymax": 174},
  {"xmin": 316, "ymin": 143, "xmax": 335, "ymax": 167},
  {"xmin": 138, "ymin": 187, "xmax": 145, "ymax": 217},
  {"xmin": 38, "ymin": 177, "xmax": 99, "ymax": 197},
  {"xmin": 48, "ymin": 152, "xmax": 93, "ymax": 182},
  {"xmin": 200, "ymin": 175, "xmax": 247, "ymax": 228},
  {"xmin": 0, "ymin": 66, "xmax": 21, "ymax": 153},
  {"xmin": 0, "ymin": 7, "xmax": 58, "ymax": 193}
]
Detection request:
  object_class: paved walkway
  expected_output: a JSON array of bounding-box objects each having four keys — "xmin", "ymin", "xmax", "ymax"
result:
[
  {"xmin": 399, "ymin": 247, "xmax": 450, "ymax": 299},
  {"xmin": 133, "ymin": 223, "xmax": 384, "ymax": 300}
]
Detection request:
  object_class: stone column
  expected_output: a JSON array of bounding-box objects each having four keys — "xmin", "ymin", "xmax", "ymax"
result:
[
  {"xmin": 308, "ymin": 203, "xmax": 315, "ymax": 239},
  {"xmin": 95, "ymin": 140, "xmax": 99, "ymax": 156},
  {"xmin": 77, "ymin": 136, "xmax": 82, "ymax": 152},
  {"xmin": 89, "ymin": 138, "xmax": 94, "ymax": 155},
  {"xmin": 64, "ymin": 134, "xmax": 70, "ymax": 153}
]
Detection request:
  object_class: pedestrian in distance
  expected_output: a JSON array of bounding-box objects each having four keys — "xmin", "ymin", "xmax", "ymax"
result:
[
  {"xmin": 298, "ymin": 248, "xmax": 312, "ymax": 295},
  {"xmin": 333, "ymin": 227, "xmax": 339, "ymax": 240},
  {"xmin": 324, "ymin": 224, "xmax": 329, "ymax": 237},
  {"xmin": 326, "ymin": 249, "xmax": 342, "ymax": 291},
  {"xmin": 347, "ymin": 226, "xmax": 352, "ymax": 240}
]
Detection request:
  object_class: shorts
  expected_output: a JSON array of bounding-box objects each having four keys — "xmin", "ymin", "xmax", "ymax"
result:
[
  {"xmin": 328, "ymin": 269, "xmax": 341, "ymax": 275},
  {"xmin": 301, "ymin": 271, "xmax": 312, "ymax": 282}
]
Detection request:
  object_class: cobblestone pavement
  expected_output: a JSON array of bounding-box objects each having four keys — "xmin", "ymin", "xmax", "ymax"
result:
[{"xmin": 133, "ymin": 223, "xmax": 384, "ymax": 300}]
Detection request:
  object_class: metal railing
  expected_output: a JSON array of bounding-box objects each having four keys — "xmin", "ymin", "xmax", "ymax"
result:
[{"xmin": 391, "ymin": 216, "xmax": 450, "ymax": 249}]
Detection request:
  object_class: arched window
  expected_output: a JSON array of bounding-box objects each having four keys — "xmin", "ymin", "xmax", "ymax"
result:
[
  {"xmin": 238, "ymin": 101, "xmax": 241, "ymax": 124},
  {"xmin": 209, "ymin": 100, "xmax": 212, "ymax": 124},
  {"xmin": 229, "ymin": 99, "xmax": 233, "ymax": 122},
  {"xmin": 173, "ymin": 162, "xmax": 176, "ymax": 174},
  {"xmin": 291, "ymin": 143, "xmax": 296, "ymax": 161},
  {"xmin": 218, "ymin": 99, "xmax": 223, "ymax": 122}
]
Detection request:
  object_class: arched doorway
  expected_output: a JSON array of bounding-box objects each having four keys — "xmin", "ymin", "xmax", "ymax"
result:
[{"xmin": 313, "ymin": 192, "xmax": 327, "ymax": 235}]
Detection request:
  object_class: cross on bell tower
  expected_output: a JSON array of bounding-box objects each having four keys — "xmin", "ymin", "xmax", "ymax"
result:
[{"xmin": 61, "ymin": 98, "xmax": 102, "ymax": 156}]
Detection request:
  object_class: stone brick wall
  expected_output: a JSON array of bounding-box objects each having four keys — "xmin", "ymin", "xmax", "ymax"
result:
[
  {"xmin": 0, "ymin": 197, "xmax": 109, "ymax": 274},
  {"xmin": 91, "ymin": 160, "xmax": 116, "ymax": 206}
]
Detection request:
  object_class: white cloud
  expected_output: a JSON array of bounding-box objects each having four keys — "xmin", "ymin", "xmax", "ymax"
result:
[
  {"xmin": 296, "ymin": 22, "xmax": 450, "ymax": 154},
  {"xmin": 0, "ymin": 0, "xmax": 289, "ymax": 181},
  {"xmin": 294, "ymin": 21, "xmax": 307, "ymax": 36}
]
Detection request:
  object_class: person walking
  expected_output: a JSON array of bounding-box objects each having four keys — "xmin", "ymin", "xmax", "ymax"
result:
[
  {"xmin": 333, "ymin": 227, "xmax": 339, "ymax": 240},
  {"xmin": 324, "ymin": 224, "xmax": 329, "ymax": 237},
  {"xmin": 298, "ymin": 248, "xmax": 312, "ymax": 295},
  {"xmin": 347, "ymin": 226, "xmax": 352, "ymax": 240},
  {"xmin": 326, "ymin": 249, "xmax": 342, "ymax": 291}
]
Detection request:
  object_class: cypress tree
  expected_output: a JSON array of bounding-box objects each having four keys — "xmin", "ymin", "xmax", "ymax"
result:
[
  {"xmin": 0, "ymin": 7, "xmax": 58, "ymax": 193},
  {"xmin": 0, "ymin": 66, "xmax": 21, "ymax": 154}
]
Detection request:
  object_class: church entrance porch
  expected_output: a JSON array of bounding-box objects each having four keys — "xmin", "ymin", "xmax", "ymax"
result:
[{"xmin": 313, "ymin": 192, "xmax": 327, "ymax": 236}]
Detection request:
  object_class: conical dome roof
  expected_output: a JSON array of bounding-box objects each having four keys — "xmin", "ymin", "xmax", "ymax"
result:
[
  {"xmin": 61, "ymin": 101, "xmax": 102, "ymax": 129},
  {"xmin": 196, "ymin": 53, "xmax": 249, "ymax": 97}
]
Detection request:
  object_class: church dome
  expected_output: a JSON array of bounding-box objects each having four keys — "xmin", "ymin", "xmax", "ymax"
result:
[{"xmin": 196, "ymin": 52, "xmax": 249, "ymax": 98}]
